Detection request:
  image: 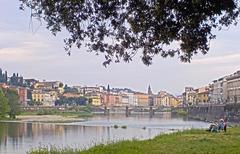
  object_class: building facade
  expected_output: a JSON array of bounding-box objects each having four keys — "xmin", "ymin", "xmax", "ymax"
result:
[
  {"xmin": 134, "ymin": 92, "xmax": 149, "ymax": 106},
  {"xmin": 32, "ymin": 90, "xmax": 57, "ymax": 106},
  {"xmin": 209, "ymin": 77, "xmax": 227, "ymax": 104},
  {"xmin": 102, "ymin": 93, "xmax": 121, "ymax": 107},
  {"xmin": 34, "ymin": 81, "xmax": 64, "ymax": 94},
  {"xmin": 226, "ymin": 71, "xmax": 240, "ymax": 103},
  {"xmin": 0, "ymin": 68, "xmax": 8, "ymax": 84},
  {"xmin": 17, "ymin": 87, "xmax": 28, "ymax": 106},
  {"xmin": 89, "ymin": 95, "xmax": 102, "ymax": 106},
  {"xmin": 196, "ymin": 86, "xmax": 209, "ymax": 104},
  {"xmin": 183, "ymin": 87, "xmax": 196, "ymax": 106}
]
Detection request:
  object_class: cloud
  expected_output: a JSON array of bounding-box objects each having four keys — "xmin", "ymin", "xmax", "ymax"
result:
[
  {"xmin": 0, "ymin": 29, "xmax": 63, "ymax": 62},
  {"xmin": 0, "ymin": 47, "xmax": 32, "ymax": 60},
  {"xmin": 191, "ymin": 53, "xmax": 240, "ymax": 65}
]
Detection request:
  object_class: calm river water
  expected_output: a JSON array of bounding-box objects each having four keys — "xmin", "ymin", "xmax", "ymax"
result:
[{"xmin": 0, "ymin": 113, "xmax": 209, "ymax": 154}]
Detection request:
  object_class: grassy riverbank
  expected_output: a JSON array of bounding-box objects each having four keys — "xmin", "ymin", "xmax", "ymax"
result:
[
  {"xmin": 20, "ymin": 106, "xmax": 93, "ymax": 117},
  {"xmin": 175, "ymin": 109, "xmax": 187, "ymax": 116},
  {"xmin": 29, "ymin": 127, "xmax": 240, "ymax": 154},
  {"xmin": 0, "ymin": 106, "xmax": 93, "ymax": 123},
  {"xmin": 20, "ymin": 110, "xmax": 92, "ymax": 117}
]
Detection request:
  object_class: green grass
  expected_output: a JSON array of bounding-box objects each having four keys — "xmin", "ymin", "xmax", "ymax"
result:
[
  {"xmin": 28, "ymin": 127, "xmax": 240, "ymax": 154},
  {"xmin": 20, "ymin": 111, "xmax": 39, "ymax": 115},
  {"xmin": 0, "ymin": 117, "xmax": 13, "ymax": 121},
  {"xmin": 175, "ymin": 109, "xmax": 187, "ymax": 116}
]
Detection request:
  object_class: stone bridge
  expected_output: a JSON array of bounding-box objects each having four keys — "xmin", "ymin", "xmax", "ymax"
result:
[{"xmin": 97, "ymin": 106, "xmax": 165, "ymax": 117}]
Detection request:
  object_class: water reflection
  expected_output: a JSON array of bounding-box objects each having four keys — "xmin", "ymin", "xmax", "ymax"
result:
[{"xmin": 0, "ymin": 113, "xmax": 209, "ymax": 154}]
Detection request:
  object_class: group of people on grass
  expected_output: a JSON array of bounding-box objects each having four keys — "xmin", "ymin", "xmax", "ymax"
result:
[{"xmin": 207, "ymin": 119, "xmax": 227, "ymax": 132}]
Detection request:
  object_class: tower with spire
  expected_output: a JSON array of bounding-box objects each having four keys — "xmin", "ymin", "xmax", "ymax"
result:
[
  {"xmin": 107, "ymin": 84, "xmax": 110, "ymax": 93},
  {"xmin": 148, "ymin": 84, "xmax": 153, "ymax": 95},
  {"xmin": 148, "ymin": 85, "xmax": 154, "ymax": 106}
]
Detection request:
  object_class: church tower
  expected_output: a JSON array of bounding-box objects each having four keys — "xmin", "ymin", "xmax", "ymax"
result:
[
  {"xmin": 148, "ymin": 85, "xmax": 153, "ymax": 95},
  {"xmin": 148, "ymin": 85, "xmax": 154, "ymax": 106}
]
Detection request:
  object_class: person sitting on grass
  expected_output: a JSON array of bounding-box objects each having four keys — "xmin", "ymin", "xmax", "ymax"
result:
[
  {"xmin": 211, "ymin": 123, "xmax": 219, "ymax": 132},
  {"xmin": 218, "ymin": 119, "xmax": 227, "ymax": 132},
  {"xmin": 207, "ymin": 121, "xmax": 218, "ymax": 132},
  {"xmin": 207, "ymin": 119, "xmax": 227, "ymax": 133},
  {"xmin": 224, "ymin": 122, "xmax": 227, "ymax": 132}
]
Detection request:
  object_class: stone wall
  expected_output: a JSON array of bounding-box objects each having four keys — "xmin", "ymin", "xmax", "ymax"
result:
[{"xmin": 187, "ymin": 104, "xmax": 240, "ymax": 123}]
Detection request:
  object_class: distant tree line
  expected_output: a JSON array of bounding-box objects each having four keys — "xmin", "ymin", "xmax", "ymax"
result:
[
  {"xmin": 27, "ymin": 100, "xmax": 43, "ymax": 106},
  {"xmin": 0, "ymin": 88, "xmax": 21, "ymax": 119},
  {"xmin": 55, "ymin": 96, "xmax": 88, "ymax": 106}
]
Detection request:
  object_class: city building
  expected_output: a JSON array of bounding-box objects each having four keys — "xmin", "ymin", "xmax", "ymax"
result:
[
  {"xmin": 183, "ymin": 87, "xmax": 197, "ymax": 106},
  {"xmin": 9, "ymin": 73, "xmax": 24, "ymax": 86},
  {"xmin": 226, "ymin": 71, "xmax": 240, "ymax": 103},
  {"xmin": 209, "ymin": 77, "xmax": 228, "ymax": 104},
  {"xmin": 33, "ymin": 81, "xmax": 64, "ymax": 94},
  {"xmin": 24, "ymin": 79, "xmax": 39, "ymax": 88},
  {"xmin": 134, "ymin": 92, "xmax": 149, "ymax": 106},
  {"xmin": 169, "ymin": 96, "xmax": 180, "ymax": 107},
  {"xmin": 154, "ymin": 95, "xmax": 162, "ymax": 107},
  {"xmin": 102, "ymin": 93, "xmax": 121, "ymax": 106},
  {"xmin": 154, "ymin": 91, "xmax": 180, "ymax": 107},
  {"xmin": 111, "ymin": 87, "xmax": 135, "ymax": 94},
  {"xmin": 120, "ymin": 91, "xmax": 137, "ymax": 106},
  {"xmin": 176, "ymin": 95, "xmax": 183, "ymax": 107},
  {"xmin": 89, "ymin": 95, "xmax": 102, "ymax": 106},
  {"xmin": 196, "ymin": 86, "xmax": 210, "ymax": 104},
  {"xmin": 62, "ymin": 92, "xmax": 83, "ymax": 98},
  {"xmin": 0, "ymin": 68, "xmax": 8, "ymax": 84},
  {"xmin": 154, "ymin": 91, "xmax": 168, "ymax": 107},
  {"xmin": 80, "ymin": 86, "xmax": 104, "ymax": 94},
  {"xmin": 32, "ymin": 90, "xmax": 57, "ymax": 106},
  {"xmin": 160, "ymin": 94, "xmax": 171, "ymax": 107},
  {"xmin": 72, "ymin": 86, "xmax": 82, "ymax": 93},
  {"xmin": 148, "ymin": 85, "xmax": 154, "ymax": 106},
  {"xmin": 17, "ymin": 87, "xmax": 28, "ymax": 106}
]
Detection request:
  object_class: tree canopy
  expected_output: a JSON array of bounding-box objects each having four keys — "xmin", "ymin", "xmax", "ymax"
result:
[
  {"xmin": 19, "ymin": 0, "xmax": 240, "ymax": 65},
  {"xmin": 0, "ymin": 89, "xmax": 10, "ymax": 118},
  {"xmin": 0, "ymin": 88, "xmax": 21, "ymax": 119},
  {"xmin": 4, "ymin": 89, "xmax": 21, "ymax": 119},
  {"xmin": 55, "ymin": 96, "xmax": 87, "ymax": 106}
]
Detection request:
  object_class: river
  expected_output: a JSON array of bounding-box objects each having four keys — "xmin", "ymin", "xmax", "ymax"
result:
[{"xmin": 0, "ymin": 113, "xmax": 209, "ymax": 154}]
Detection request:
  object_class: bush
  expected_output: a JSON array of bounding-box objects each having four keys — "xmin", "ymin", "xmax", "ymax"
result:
[
  {"xmin": 121, "ymin": 125, "xmax": 127, "ymax": 129},
  {"xmin": 37, "ymin": 109, "xmax": 59, "ymax": 115},
  {"xmin": 113, "ymin": 125, "xmax": 119, "ymax": 129}
]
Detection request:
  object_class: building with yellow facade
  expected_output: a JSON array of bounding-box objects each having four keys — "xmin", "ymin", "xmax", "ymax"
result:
[
  {"xmin": 196, "ymin": 86, "xmax": 209, "ymax": 104},
  {"xmin": 33, "ymin": 81, "xmax": 64, "ymax": 94},
  {"xmin": 89, "ymin": 95, "xmax": 102, "ymax": 106},
  {"xmin": 169, "ymin": 96, "xmax": 180, "ymax": 107},
  {"xmin": 134, "ymin": 92, "xmax": 149, "ymax": 106},
  {"xmin": 32, "ymin": 90, "xmax": 57, "ymax": 106},
  {"xmin": 154, "ymin": 91, "xmax": 180, "ymax": 107}
]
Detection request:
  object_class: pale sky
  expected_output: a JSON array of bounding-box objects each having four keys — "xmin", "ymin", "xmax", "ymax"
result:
[{"xmin": 0, "ymin": 0, "xmax": 240, "ymax": 95}]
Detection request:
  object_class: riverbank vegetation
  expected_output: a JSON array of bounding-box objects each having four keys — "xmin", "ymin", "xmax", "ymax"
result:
[
  {"xmin": 175, "ymin": 109, "xmax": 187, "ymax": 116},
  {"xmin": 28, "ymin": 127, "xmax": 240, "ymax": 154},
  {"xmin": 0, "ymin": 88, "xmax": 21, "ymax": 120},
  {"xmin": 20, "ymin": 106, "xmax": 93, "ymax": 118}
]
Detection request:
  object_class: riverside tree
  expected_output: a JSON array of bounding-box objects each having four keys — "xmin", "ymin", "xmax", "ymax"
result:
[
  {"xmin": 4, "ymin": 89, "xmax": 21, "ymax": 119},
  {"xmin": 19, "ymin": 0, "xmax": 240, "ymax": 65},
  {"xmin": 0, "ymin": 89, "xmax": 10, "ymax": 118}
]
